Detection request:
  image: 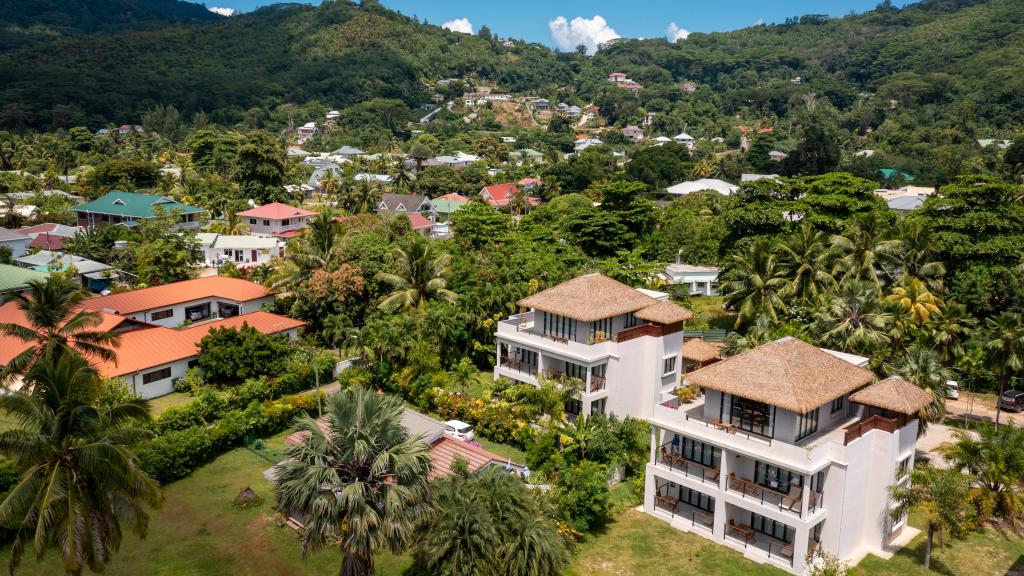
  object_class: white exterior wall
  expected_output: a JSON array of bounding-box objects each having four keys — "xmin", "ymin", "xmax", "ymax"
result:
[
  {"xmin": 121, "ymin": 296, "xmax": 275, "ymax": 327},
  {"xmin": 0, "ymin": 237, "xmax": 30, "ymax": 258},
  {"xmin": 201, "ymin": 243, "xmax": 281, "ymax": 267},
  {"xmin": 123, "ymin": 358, "xmax": 192, "ymax": 399},
  {"xmin": 667, "ymin": 271, "xmax": 719, "ymax": 296},
  {"xmin": 245, "ymin": 216, "xmax": 311, "ymax": 236}
]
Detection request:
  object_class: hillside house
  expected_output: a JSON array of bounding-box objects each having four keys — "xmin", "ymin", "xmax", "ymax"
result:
[
  {"xmin": 73, "ymin": 192, "xmax": 204, "ymax": 230},
  {"xmin": 237, "ymin": 202, "xmax": 316, "ymax": 238}
]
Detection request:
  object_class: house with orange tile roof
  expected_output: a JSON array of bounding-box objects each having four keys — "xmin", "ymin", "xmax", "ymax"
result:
[
  {"xmin": 82, "ymin": 276, "xmax": 276, "ymax": 327},
  {"xmin": 237, "ymin": 202, "xmax": 317, "ymax": 238}
]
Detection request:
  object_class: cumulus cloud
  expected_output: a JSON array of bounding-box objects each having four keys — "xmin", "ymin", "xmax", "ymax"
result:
[
  {"xmin": 549, "ymin": 15, "xmax": 620, "ymax": 54},
  {"xmin": 442, "ymin": 17, "xmax": 474, "ymax": 35},
  {"xmin": 666, "ymin": 22, "xmax": 689, "ymax": 42},
  {"xmin": 208, "ymin": 6, "xmax": 237, "ymax": 17}
]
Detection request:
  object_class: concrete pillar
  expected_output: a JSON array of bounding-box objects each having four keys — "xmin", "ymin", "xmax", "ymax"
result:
[
  {"xmin": 792, "ymin": 523, "xmax": 812, "ymax": 574},
  {"xmin": 585, "ymin": 365, "xmax": 592, "ymax": 395},
  {"xmin": 801, "ymin": 473, "xmax": 812, "ymax": 518},
  {"xmin": 643, "ymin": 463, "xmax": 657, "ymax": 514},
  {"xmin": 649, "ymin": 425, "xmax": 658, "ymax": 465},
  {"xmin": 718, "ymin": 447, "xmax": 730, "ymax": 493}
]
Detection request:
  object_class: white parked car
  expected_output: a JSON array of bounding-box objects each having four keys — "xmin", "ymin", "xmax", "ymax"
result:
[
  {"xmin": 944, "ymin": 380, "xmax": 959, "ymax": 400},
  {"xmin": 443, "ymin": 420, "xmax": 474, "ymax": 441}
]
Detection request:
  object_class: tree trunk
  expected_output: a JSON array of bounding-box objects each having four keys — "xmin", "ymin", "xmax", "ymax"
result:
[
  {"xmin": 924, "ymin": 524, "xmax": 934, "ymax": 569},
  {"xmin": 996, "ymin": 371, "xmax": 1008, "ymax": 428},
  {"xmin": 339, "ymin": 551, "xmax": 373, "ymax": 576}
]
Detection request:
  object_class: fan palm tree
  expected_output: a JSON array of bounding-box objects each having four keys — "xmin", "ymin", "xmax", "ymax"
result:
[
  {"xmin": 889, "ymin": 466, "xmax": 976, "ymax": 570},
  {"xmin": 828, "ymin": 211, "xmax": 897, "ymax": 285},
  {"xmin": 887, "ymin": 278, "xmax": 942, "ymax": 323},
  {"xmin": 720, "ymin": 238, "xmax": 787, "ymax": 329},
  {"xmin": 0, "ymin": 353, "xmax": 161, "ymax": 575},
  {"xmin": 273, "ymin": 387, "xmax": 432, "ymax": 576},
  {"xmin": 939, "ymin": 425, "xmax": 1024, "ymax": 527},
  {"xmin": 0, "ymin": 277, "xmax": 120, "ymax": 386},
  {"xmin": 376, "ymin": 236, "xmax": 458, "ymax": 312},
  {"xmin": 774, "ymin": 223, "xmax": 836, "ymax": 304},
  {"xmin": 889, "ymin": 346, "xmax": 953, "ymax": 426},
  {"xmin": 812, "ymin": 279, "xmax": 893, "ymax": 355},
  {"xmin": 983, "ymin": 311, "xmax": 1024, "ymax": 427}
]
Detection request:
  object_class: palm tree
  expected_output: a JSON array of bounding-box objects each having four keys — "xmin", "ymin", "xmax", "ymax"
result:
[
  {"xmin": 887, "ymin": 278, "xmax": 942, "ymax": 323},
  {"xmin": 983, "ymin": 311, "xmax": 1024, "ymax": 427},
  {"xmin": 812, "ymin": 279, "xmax": 893, "ymax": 355},
  {"xmin": 208, "ymin": 210, "xmax": 250, "ymax": 235},
  {"xmin": 392, "ymin": 166, "xmax": 416, "ymax": 192},
  {"xmin": 376, "ymin": 236, "xmax": 458, "ymax": 312},
  {"xmin": 889, "ymin": 346, "xmax": 953, "ymax": 426},
  {"xmin": 886, "ymin": 219, "xmax": 945, "ymax": 289},
  {"xmin": 720, "ymin": 238, "xmax": 787, "ymax": 329},
  {"xmin": 319, "ymin": 172, "xmax": 340, "ymax": 204},
  {"xmin": 775, "ymin": 223, "xmax": 836, "ymax": 304},
  {"xmin": 354, "ymin": 179, "xmax": 381, "ymax": 214},
  {"xmin": 0, "ymin": 277, "xmax": 120, "ymax": 386},
  {"xmin": 889, "ymin": 466, "xmax": 976, "ymax": 570},
  {"xmin": 929, "ymin": 302, "xmax": 976, "ymax": 366},
  {"xmin": 273, "ymin": 387, "xmax": 432, "ymax": 576},
  {"xmin": 828, "ymin": 211, "xmax": 897, "ymax": 285},
  {"xmin": 556, "ymin": 414, "xmax": 596, "ymax": 461},
  {"xmin": 939, "ymin": 425, "xmax": 1024, "ymax": 527},
  {"xmin": 0, "ymin": 353, "xmax": 161, "ymax": 575},
  {"xmin": 267, "ymin": 211, "xmax": 340, "ymax": 290}
]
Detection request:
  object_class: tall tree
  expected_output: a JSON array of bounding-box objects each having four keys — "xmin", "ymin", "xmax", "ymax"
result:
[
  {"xmin": 273, "ymin": 387, "xmax": 432, "ymax": 576},
  {"xmin": 0, "ymin": 353, "xmax": 161, "ymax": 575},
  {"xmin": 720, "ymin": 238, "xmax": 788, "ymax": 329},
  {"xmin": 376, "ymin": 236, "xmax": 458, "ymax": 312},
  {"xmin": 940, "ymin": 425, "xmax": 1024, "ymax": 526},
  {"xmin": 984, "ymin": 311, "xmax": 1024, "ymax": 426},
  {"xmin": 890, "ymin": 346, "xmax": 953, "ymax": 425},
  {"xmin": 813, "ymin": 279, "xmax": 893, "ymax": 355},
  {"xmin": 0, "ymin": 277, "xmax": 119, "ymax": 386},
  {"xmin": 889, "ymin": 467, "xmax": 975, "ymax": 570},
  {"xmin": 775, "ymin": 223, "xmax": 836, "ymax": 304},
  {"xmin": 231, "ymin": 131, "xmax": 285, "ymax": 204}
]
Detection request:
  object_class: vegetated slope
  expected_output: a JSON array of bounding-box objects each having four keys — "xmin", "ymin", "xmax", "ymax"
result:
[{"xmin": 0, "ymin": 0, "xmax": 222, "ymax": 50}]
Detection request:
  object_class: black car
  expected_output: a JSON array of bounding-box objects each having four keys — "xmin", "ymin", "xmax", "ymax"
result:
[{"xmin": 999, "ymin": 390, "xmax": 1024, "ymax": 413}]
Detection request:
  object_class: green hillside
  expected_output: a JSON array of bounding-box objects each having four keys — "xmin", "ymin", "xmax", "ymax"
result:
[{"xmin": 0, "ymin": 0, "xmax": 222, "ymax": 49}]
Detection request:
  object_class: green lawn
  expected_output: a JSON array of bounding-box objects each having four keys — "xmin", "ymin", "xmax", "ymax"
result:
[
  {"xmin": 147, "ymin": 391, "xmax": 195, "ymax": 416},
  {"xmin": 686, "ymin": 296, "xmax": 735, "ymax": 330},
  {"xmin": 475, "ymin": 436, "xmax": 526, "ymax": 464}
]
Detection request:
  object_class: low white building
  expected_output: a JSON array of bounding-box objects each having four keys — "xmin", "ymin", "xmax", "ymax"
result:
[
  {"xmin": 667, "ymin": 178, "xmax": 739, "ymax": 196},
  {"xmin": 0, "ymin": 227, "xmax": 31, "ymax": 258},
  {"xmin": 574, "ymin": 138, "xmax": 604, "ymax": 153},
  {"xmin": 297, "ymin": 122, "xmax": 317, "ymax": 139},
  {"xmin": 665, "ymin": 264, "xmax": 720, "ymax": 296},
  {"xmin": 493, "ymin": 274, "xmax": 693, "ymax": 419},
  {"xmin": 644, "ymin": 338, "xmax": 926, "ymax": 575},
  {"xmin": 197, "ymin": 233, "xmax": 284, "ymax": 267},
  {"xmin": 674, "ymin": 132, "xmax": 696, "ymax": 150}
]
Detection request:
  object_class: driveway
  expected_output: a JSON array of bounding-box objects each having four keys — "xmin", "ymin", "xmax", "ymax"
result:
[
  {"xmin": 946, "ymin": 395, "xmax": 1022, "ymax": 427},
  {"xmin": 915, "ymin": 422, "xmax": 965, "ymax": 469}
]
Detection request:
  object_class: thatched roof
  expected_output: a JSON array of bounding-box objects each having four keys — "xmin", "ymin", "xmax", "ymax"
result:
[
  {"xmin": 684, "ymin": 337, "xmax": 875, "ymax": 413},
  {"xmin": 682, "ymin": 338, "xmax": 721, "ymax": 363},
  {"xmin": 635, "ymin": 300, "xmax": 694, "ymax": 324},
  {"xmin": 519, "ymin": 274, "xmax": 658, "ymax": 322},
  {"xmin": 850, "ymin": 376, "xmax": 933, "ymax": 415}
]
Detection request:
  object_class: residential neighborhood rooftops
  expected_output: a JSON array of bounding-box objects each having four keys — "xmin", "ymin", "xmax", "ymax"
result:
[
  {"xmin": 198, "ymin": 233, "xmax": 282, "ymax": 250},
  {"xmin": 83, "ymin": 276, "xmax": 273, "ymax": 315},
  {"xmin": 237, "ymin": 202, "xmax": 316, "ymax": 219},
  {"xmin": 519, "ymin": 273, "xmax": 660, "ymax": 322},
  {"xmin": 0, "ymin": 301, "xmax": 138, "ymax": 368},
  {"xmin": 684, "ymin": 337, "xmax": 876, "ymax": 413},
  {"xmin": 0, "ymin": 227, "xmax": 29, "ymax": 242},
  {"xmin": 15, "ymin": 250, "xmax": 112, "ymax": 275},
  {"xmin": 406, "ymin": 212, "xmax": 433, "ymax": 230},
  {"xmin": 0, "ymin": 264, "xmax": 48, "ymax": 293},
  {"xmin": 849, "ymin": 375, "xmax": 933, "ymax": 415},
  {"xmin": 74, "ymin": 192, "xmax": 203, "ymax": 218}
]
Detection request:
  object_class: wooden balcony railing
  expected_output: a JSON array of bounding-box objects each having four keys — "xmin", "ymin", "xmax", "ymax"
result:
[
  {"xmin": 589, "ymin": 375, "xmax": 606, "ymax": 393},
  {"xmin": 498, "ymin": 356, "xmax": 537, "ymax": 376},
  {"xmin": 727, "ymin": 473, "xmax": 803, "ymax": 516},
  {"xmin": 658, "ymin": 443, "xmax": 720, "ymax": 484},
  {"xmin": 654, "ymin": 485, "xmax": 714, "ymax": 529},
  {"xmin": 843, "ymin": 414, "xmax": 900, "ymax": 445}
]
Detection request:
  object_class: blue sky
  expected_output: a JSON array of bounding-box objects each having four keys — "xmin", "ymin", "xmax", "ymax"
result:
[{"xmin": 209, "ymin": 1, "xmax": 908, "ymax": 48}]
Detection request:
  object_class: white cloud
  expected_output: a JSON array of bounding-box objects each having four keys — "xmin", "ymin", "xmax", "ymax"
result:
[
  {"xmin": 667, "ymin": 22, "xmax": 689, "ymax": 42},
  {"xmin": 442, "ymin": 17, "xmax": 474, "ymax": 35},
  {"xmin": 548, "ymin": 15, "xmax": 620, "ymax": 54},
  {"xmin": 754, "ymin": 18, "xmax": 765, "ymax": 26},
  {"xmin": 208, "ymin": 6, "xmax": 237, "ymax": 17}
]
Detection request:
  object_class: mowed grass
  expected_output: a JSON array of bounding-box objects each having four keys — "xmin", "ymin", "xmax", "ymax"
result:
[
  {"xmin": 851, "ymin": 510, "xmax": 1024, "ymax": 576},
  {"xmin": 147, "ymin": 391, "xmax": 195, "ymax": 416},
  {"xmin": 3, "ymin": 435, "xmax": 413, "ymax": 576},
  {"xmin": 686, "ymin": 296, "xmax": 735, "ymax": 330}
]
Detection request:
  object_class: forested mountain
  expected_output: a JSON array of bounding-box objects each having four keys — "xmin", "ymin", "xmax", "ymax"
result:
[{"xmin": 0, "ymin": 0, "xmax": 222, "ymax": 50}]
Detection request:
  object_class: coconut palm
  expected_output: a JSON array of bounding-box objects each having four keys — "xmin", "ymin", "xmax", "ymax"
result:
[
  {"xmin": 392, "ymin": 166, "xmax": 416, "ymax": 192},
  {"xmin": 376, "ymin": 235, "xmax": 458, "ymax": 312},
  {"xmin": 319, "ymin": 171, "xmax": 340, "ymax": 204},
  {"xmin": 774, "ymin": 223, "xmax": 836, "ymax": 304},
  {"xmin": 889, "ymin": 346, "xmax": 953, "ymax": 425},
  {"xmin": 720, "ymin": 238, "xmax": 787, "ymax": 329},
  {"xmin": 273, "ymin": 387, "xmax": 432, "ymax": 576},
  {"xmin": 353, "ymin": 179, "xmax": 381, "ymax": 214},
  {"xmin": 0, "ymin": 353, "xmax": 161, "ymax": 575},
  {"xmin": 556, "ymin": 414, "xmax": 596, "ymax": 460},
  {"xmin": 983, "ymin": 311, "xmax": 1024, "ymax": 427},
  {"xmin": 889, "ymin": 466, "xmax": 976, "ymax": 570},
  {"xmin": 267, "ymin": 211, "xmax": 340, "ymax": 290},
  {"xmin": 812, "ymin": 279, "xmax": 893, "ymax": 354},
  {"xmin": 828, "ymin": 211, "xmax": 897, "ymax": 285},
  {"xmin": 939, "ymin": 425, "xmax": 1024, "ymax": 527},
  {"xmin": 208, "ymin": 210, "xmax": 250, "ymax": 235},
  {"xmin": 929, "ymin": 302, "xmax": 976, "ymax": 365},
  {"xmin": 887, "ymin": 278, "xmax": 942, "ymax": 323},
  {"xmin": 0, "ymin": 277, "xmax": 120, "ymax": 386},
  {"xmin": 886, "ymin": 219, "xmax": 946, "ymax": 289}
]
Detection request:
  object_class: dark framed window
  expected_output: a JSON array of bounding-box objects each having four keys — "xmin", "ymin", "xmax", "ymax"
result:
[
  {"xmin": 262, "ymin": 219, "xmax": 270, "ymax": 226},
  {"xmin": 565, "ymin": 362, "xmax": 586, "ymax": 380},
  {"xmin": 565, "ymin": 399, "xmax": 582, "ymax": 416},
  {"xmin": 831, "ymin": 396, "xmax": 845, "ymax": 414},
  {"xmin": 681, "ymin": 437, "xmax": 719, "ymax": 468},
  {"xmin": 515, "ymin": 349, "xmax": 537, "ymax": 367},
  {"xmin": 751, "ymin": 512, "xmax": 793, "ymax": 543},
  {"xmin": 624, "ymin": 312, "xmax": 638, "ymax": 328},
  {"xmin": 150, "ymin": 309, "xmax": 174, "ymax": 321},
  {"xmin": 663, "ymin": 356, "xmax": 677, "ymax": 375},
  {"xmin": 755, "ymin": 461, "xmax": 801, "ymax": 493},
  {"xmin": 680, "ymin": 487, "xmax": 714, "ymax": 512},
  {"xmin": 281, "ymin": 218, "xmax": 290, "ymax": 226},
  {"xmin": 797, "ymin": 408, "xmax": 820, "ymax": 441},
  {"xmin": 591, "ymin": 317, "xmax": 612, "ymax": 340},
  {"xmin": 721, "ymin": 394, "xmax": 775, "ymax": 438},
  {"xmin": 187, "ymin": 359, "xmax": 200, "ymax": 369},
  {"xmin": 590, "ymin": 398, "xmax": 606, "ymax": 415},
  {"xmin": 249, "ymin": 218, "xmax": 257, "ymax": 225},
  {"xmin": 142, "ymin": 367, "xmax": 172, "ymax": 385},
  {"xmin": 542, "ymin": 312, "xmax": 577, "ymax": 341}
]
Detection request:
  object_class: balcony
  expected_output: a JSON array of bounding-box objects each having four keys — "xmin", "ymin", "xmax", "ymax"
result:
[
  {"xmin": 843, "ymin": 414, "xmax": 906, "ymax": 445},
  {"xmin": 726, "ymin": 474, "xmax": 807, "ymax": 517},
  {"xmin": 589, "ymin": 375, "xmax": 606, "ymax": 393},
  {"xmin": 653, "ymin": 481, "xmax": 715, "ymax": 532},
  {"xmin": 498, "ymin": 356, "xmax": 537, "ymax": 376},
  {"xmin": 496, "ymin": 315, "xmax": 615, "ymax": 362},
  {"xmin": 656, "ymin": 442, "xmax": 720, "ymax": 485},
  {"xmin": 723, "ymin": 518, "xmax": 795, "ymax": 568}
]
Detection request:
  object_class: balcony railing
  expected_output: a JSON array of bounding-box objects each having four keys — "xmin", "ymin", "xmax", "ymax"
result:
[
  {"xmin": 726, "ymin": 473, "xmax": 803, "ymax": 516},
  {"xmin": 589, "ymin": 375, "xmax": 606, "ymax": 393},
  {"xmin": 657, "ymin": 442, "xmax": 720, "ymax": 485},
  {"xmin": 665, "ymin": 403, "xmax": 773, "ymax": 446},
  {"xmin": 724, "ymin": 521, "xmax": 794, "ymax": 567},
  {"xmin": 498, "ymin": 356, "xmax": 537, "ymax": 376},
  {"xmin": 654, "ymin": 487, "xmax": 714, "ymax": 530},
  {"xmin": 844, "ymin": 414, "xmax": 903, "ymax": 445}
]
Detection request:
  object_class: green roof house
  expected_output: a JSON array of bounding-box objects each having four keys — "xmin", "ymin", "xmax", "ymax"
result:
[
  {"xmin": 73, "ymin": 192, "xmax": 204, "ymax": 230},
  {"xmin": 0, "ymin": 264, "xmax": 48, "ymax": 294}
]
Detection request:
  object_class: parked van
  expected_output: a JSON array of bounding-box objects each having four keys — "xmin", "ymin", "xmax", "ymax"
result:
[
  {"xmin": 944, "ymin": 380, "xmax": 959, "ymax": 400},
  {"xmin": 443, "ymin": 420, "xmax": 475, "ymax": 441}
]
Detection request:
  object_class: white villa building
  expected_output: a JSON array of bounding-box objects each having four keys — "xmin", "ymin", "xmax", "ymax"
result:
[
  {"xmin": 644, "ymin": 337, "xmax": 928, "ymax": 574},
  {"xmin": 493, "ymin": 274, "xmax": 693, "ymax": 419},
  {"xmin": 664, "ymin": 263, "xmax": 721, "ymax": 296},
  {"xmin": 197, "ymin": 233, "xmax": 284, "ymax": 267}
]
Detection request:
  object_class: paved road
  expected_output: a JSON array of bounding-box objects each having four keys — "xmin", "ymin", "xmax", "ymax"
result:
[
  {"xmin": 915, "ymin": 422, "xmax": 966, "ymax": 469},
  {"xmin": 946, "ymin": 396, "xmax": 1021, "ymax": 427}
]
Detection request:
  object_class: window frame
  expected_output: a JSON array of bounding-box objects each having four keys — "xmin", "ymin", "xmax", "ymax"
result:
[
  {"xmin": 662, "ymin": 355, "xmax": 678, "ymax": 376},
  {"xmin": 142, "ymin": 366, "xmax": 172, "ymax": 385},
  {"xmin": 831, "ymin": 396, "xmax": 845, "ymax": 414},
  {"xmin": 796, "ymin": 408, "xmax": 820, "ymax": 441},
  {"xmin": 150, "ymin": 308, "xmax": 174, "ymax": 321}
]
